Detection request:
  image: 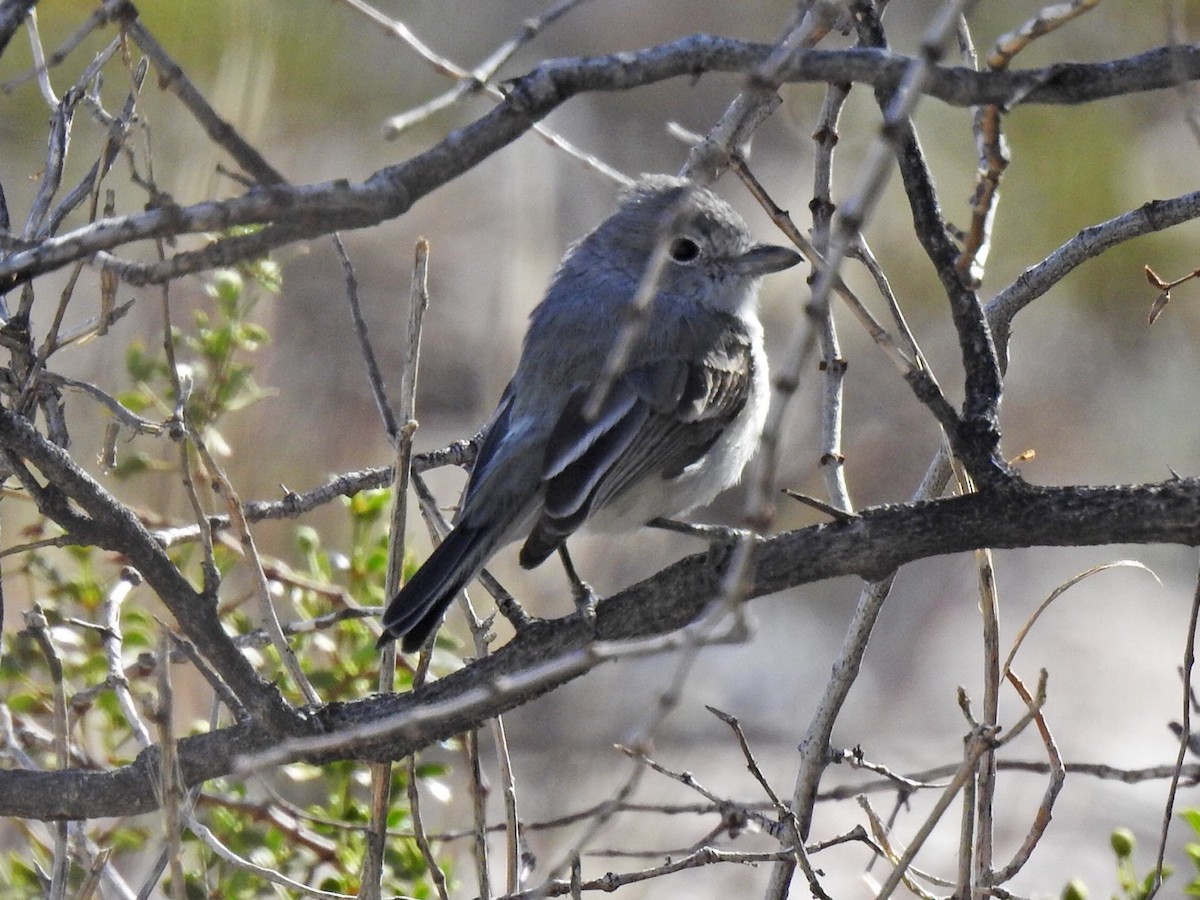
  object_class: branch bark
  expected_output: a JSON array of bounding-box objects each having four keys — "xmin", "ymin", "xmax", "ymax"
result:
[
  {"xmin": 0, "ymin": 38, "xmax": 1195, "ymax": 288},
  {"xmin": 4, "ymin": 476, "xmax": 1200, "ymax": 820}
]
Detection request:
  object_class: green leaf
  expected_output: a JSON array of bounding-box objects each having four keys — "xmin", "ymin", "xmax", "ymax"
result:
[{"xmin": 1183, "ymin": 809, "xmax": 1200, "ymax": 837}]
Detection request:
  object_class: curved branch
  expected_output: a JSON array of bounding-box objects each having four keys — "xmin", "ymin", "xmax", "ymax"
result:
[
  {"xmin": 0, "ymin": 408, "xmax": 309, "ymax": 734},
  {"xmin": 0, "ymin": 40, "xmax": 1194, "ymax": 288},
  {"xmin": 5, "ymin": 476, "xmax": 1200, "ymax": 820}
]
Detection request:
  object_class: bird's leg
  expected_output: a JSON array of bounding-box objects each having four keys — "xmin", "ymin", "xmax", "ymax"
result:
[
  {"xmin": 557, "ymin": 544, "xmax": 598, "ymax": 625},
  {"xmin": 478, "ymin": 568, "xmax": 535, "ymax": 632},
  {"xmin": 646, "ymin": 517, "xmax": 754, "ymax": 571}
]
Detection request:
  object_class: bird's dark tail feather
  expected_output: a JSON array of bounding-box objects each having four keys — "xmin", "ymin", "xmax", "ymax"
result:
[{"xmin": 378, "ymin": 523, "xmax": 489, "ymax": 653}]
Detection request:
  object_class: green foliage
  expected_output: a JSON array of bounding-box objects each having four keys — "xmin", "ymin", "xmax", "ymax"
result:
[
  {"xmin": 1063, "ymin": 814, "xmax": 1200, "ymax": 900},
  {"xmin": 0, "ymin": 262, "xmax": 453, "ymax": 896},
  {"xmin": 120, "ymin": 253, "xmax": 278, "ymax": 450}
]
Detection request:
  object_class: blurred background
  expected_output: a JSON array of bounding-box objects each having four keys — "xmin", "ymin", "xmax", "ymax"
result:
[{"xmin": 3, "ymin": 0, "xmax": 1200, "ymax": 896}]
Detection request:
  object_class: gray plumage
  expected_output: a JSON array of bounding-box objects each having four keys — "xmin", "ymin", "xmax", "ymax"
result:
[{"xmin": 379, "ymin": 175, "xmax": 801, "ymax": 652}]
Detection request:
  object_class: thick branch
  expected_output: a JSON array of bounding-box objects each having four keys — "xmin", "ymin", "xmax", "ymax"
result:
[
  {"xmin": 0, "ymin": 408, "xmax": 309, "ymax": 734},
  {"xmin": 0, "ymin": 40, "xmax": 1194, "ymax": 288},
  {"xmin": 853, "ymin": 3, "xmax": 1006, "ymax": 483},
  {"xmin": 6, "ymin": 477, "xmax": 1200, "ymax": 820}
]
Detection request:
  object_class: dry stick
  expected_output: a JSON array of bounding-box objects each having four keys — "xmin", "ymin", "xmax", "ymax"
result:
[
  {"xmin": 361, "ymin": 241, "xmax": 427, "ymax": 897},
  {"xmin": 173, "ymin": 820, "xmax": 356, "ymax": 900},
  {"xmin": 858, "ymin": 798, "xmax": 945, "ymax": 897},
  {"xmin": 27, "ymin": 34, "xmax": 125, "ymax": 236},
  {"xmin": 412, "ymin": 798, "xmax": 776, "ymax": 845},
  {"xmin": 533, "ymin": 598, "xmax": 757, "ymax": 892},
  {"xmin": 340, "ymin": 0, "xmax": 625, "ymax": 184},
  {"xmin": 0, "ymin": 0, "xmax": 124, "ymax": 93},
  {"xmin": 134, "ymin": 63, "xmax": 223, "ymax": 602},
  {"xmin": 682, "ymin": 0, "xmax": 843, "ymax": 183},
  {"xmin": 338, "ymin": 234, "xmax": 399, "ymax": 444},
  {"xmin": 766, "ymin": 4, "xmax": 983, "ymax": 893},
  {"xmin": 191, "ymin": 431, "xmax": 320, "ymax": 706},
  {"xmin": 22, "ymin": 7, "xmax": 55, "ymax": 107},
  {"xmin": 245, "ymin": 744, "xmax": 1200, "ymax": 849},
  {"xmin": 1149, "ymin": 555, "xmax": 1200, "ymax": 899},
  {"xmin": 23, "ymin": 607, "xmax": 70, "ymax": 900},
  {"xmin": 121, "ymin": 12, "xmax": 284, "ymax": 186},
  {"xmin": 146, "ymin": 690, "xmax": 334, "ymax": 897},
  {"xmin": 0, "ymin": 712, "xmax": 131, "ymax": 897},
  {"xmin": 40, "ymin": 38, "xmax": 131, "ymax": 238},
  {"xmin": 861, "ymin": 6, "xmax": 1004, "ymax": 483},
  {"xmin": 849, "ymin": 237, "xmax": 927, "ymax": 368},
  {"xmin": 450, "ymin": 482, "xmax": 526, "ymax": 900},
  {"xmin": 381, "ymin": 242, "xmax": 435, "ymax": 897},
  {"xmin": 238, "ymin": 620, "xmax": 755, "ymax": 771},
  {"xmin": 466, "ymin": 728, "xmax": 492, "ymax": 899},
  {"xmin": 875, "ymin": 674, "xmax": 1046, "ymax": 900},
  {"xmin": 405, "ymin": 749, "xmax": 451, "ymax": 900},
  {"xmin": 173, "ymin": 394, "xmax": 220, "ymax": 597},
  {"xmin": 497, "ymin": 848, "xmax": 799, "ymax": 900},
  {"xmin": 827, "ymin": 759, "xmax": 1200, "ymax": 804},
  {"xmin": 537, "ymin": 751, "xmax": 648, "ymax": 890},
  {"xmin": 615, "ymin": 744, "xmax": 780, "ymax": 838},
  {"xmin": 731, "ymin": 160, "xmax": 926, "ymax": 431},
  {"xmin": 568, "ymin": 854, "xmax": 582, "ymax": 900},
  {"xmin": 154, "ymin": 633, "xmax": 185, "ymax": 900},
  {"xmin": 809, "ymin": 75, "xmax": 853, "ymax": 515},
  {"xmin": 1001, "ymin": 561, "xmax": 1158, "ymax": 681},
  {"xmin": 989, "ymin": 670, "xmax": 1065, "ymax": 885},
  {"xmin": 401, "ymin": 467, "xmax": 490, "ymax": 899},
  {"xmin": 706, "ymin": 705, "xmax": 834, "ymax": 898},
  {"xmin": 715, "ymin": 707, "xmax": 830, "ymax": 897},
  {"xmin": 150, "ymin": 442, "xmax": 477, "ymax": 547},
  {"xmin": 22, "ymin": 85, "xmax": 78, "ymax": 243},
  {"xmin": 706, "ymin": 706, "xmax": 796, "ymax": 839},
  {"xmin": 954, "ymin": 13, "xmax": 1001, "ymax": 288},
  {"xmin": 490, "ymin": 713, "xmax": 522, "ymax": 893},
  {"xmin": 384, "ymin": 0, "xmax": 596, "ymax": 137},
  {"xmin": 989, "ymin": 0, "xmax": 1100, "ymax": 71},
  {"xmin": 960, "ymin": 1, "xmax": 1102, "ymax": 284},
  {"xmin": 19, "ymin": 55, "xmax": 142, "ymax": 412},
  {"xmin": 102, "ymin": 570, "xmax": 154, "ymax": 749},
  {"xmin": 950, "ymin": 459, "xmax": 1001, "ymax": 898}
]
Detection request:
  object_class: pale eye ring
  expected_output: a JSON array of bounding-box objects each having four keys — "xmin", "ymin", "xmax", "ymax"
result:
[{"xmin": 668, "ymin": 236, "xmax": 701, "ymax": 264}]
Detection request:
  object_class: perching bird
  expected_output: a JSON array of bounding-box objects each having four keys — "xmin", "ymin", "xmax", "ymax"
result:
[{"xmin": 379, "ymin": 175, "xmax": 800, "ymax": 652}]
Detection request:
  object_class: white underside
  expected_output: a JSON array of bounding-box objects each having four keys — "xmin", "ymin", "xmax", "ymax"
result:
[{"xmin": 584, "ymin": 337, "xmax": 768, "ymax": 532}]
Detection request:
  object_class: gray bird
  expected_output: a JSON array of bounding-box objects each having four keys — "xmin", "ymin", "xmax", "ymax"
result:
[{"xmin": 379, "ymin": 175, "xmax": 800, "ymax": 652}]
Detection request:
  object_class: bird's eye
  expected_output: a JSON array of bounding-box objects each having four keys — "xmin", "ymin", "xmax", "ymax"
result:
[{"xmin": 668, "ymin": 237, "xmax": 701, "ymax": 263}]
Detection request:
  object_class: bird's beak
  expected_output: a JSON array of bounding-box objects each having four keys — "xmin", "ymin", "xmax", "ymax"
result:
[{"xmin": 733, "ymin": 244, "xmax": 803, "ymax": 277}]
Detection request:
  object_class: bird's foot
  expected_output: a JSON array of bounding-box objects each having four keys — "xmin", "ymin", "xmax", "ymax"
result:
[{"xmin": 558, "ymin": 544, "xmax": 598, "ymax": 628}]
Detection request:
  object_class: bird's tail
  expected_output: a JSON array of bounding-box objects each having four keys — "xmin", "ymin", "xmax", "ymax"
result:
[{"xmin": 378, "ymin": 522, "xmax": 495, "ymax": 653}]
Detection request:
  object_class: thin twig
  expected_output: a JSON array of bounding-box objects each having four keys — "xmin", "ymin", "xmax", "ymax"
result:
[
  {"xmin": 1149, "ymin": 553, "xmax": 1200, "ymax": 898},
  {"xmin": 988, "ymin": 670, "xmax": 1064, "ymax": 885},
  {"xmin": 341, "ymin": 0, "xmax": 626, "ymax": 183},
  {"xmin": 383, "ymin": 0, "xmax": 595, "ymax": 137},
  {"xmin": 364, "ymin": 239, "xmax": 431, "ymax": 898},
  {"xmin": 154, "ymin": 633, "xmax": 185, "ymax": 900},
  {"xmin": 190, "ymin": 427, "xmax": 319, "ymax": 705}
]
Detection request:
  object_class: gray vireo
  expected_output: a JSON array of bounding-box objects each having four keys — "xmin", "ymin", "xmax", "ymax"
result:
[{"xmin": 380, "ymin": 175, "xmax": 801, "ymax": 652}]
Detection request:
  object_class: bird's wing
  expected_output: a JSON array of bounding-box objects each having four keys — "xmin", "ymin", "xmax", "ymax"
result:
[
  {"xmin": 519, "ymin": 323, "xmax": 754, "ymax": 567},
  {"xmin": 463, "ymin": 382, "xmax": 516, "ymax": 501}
]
